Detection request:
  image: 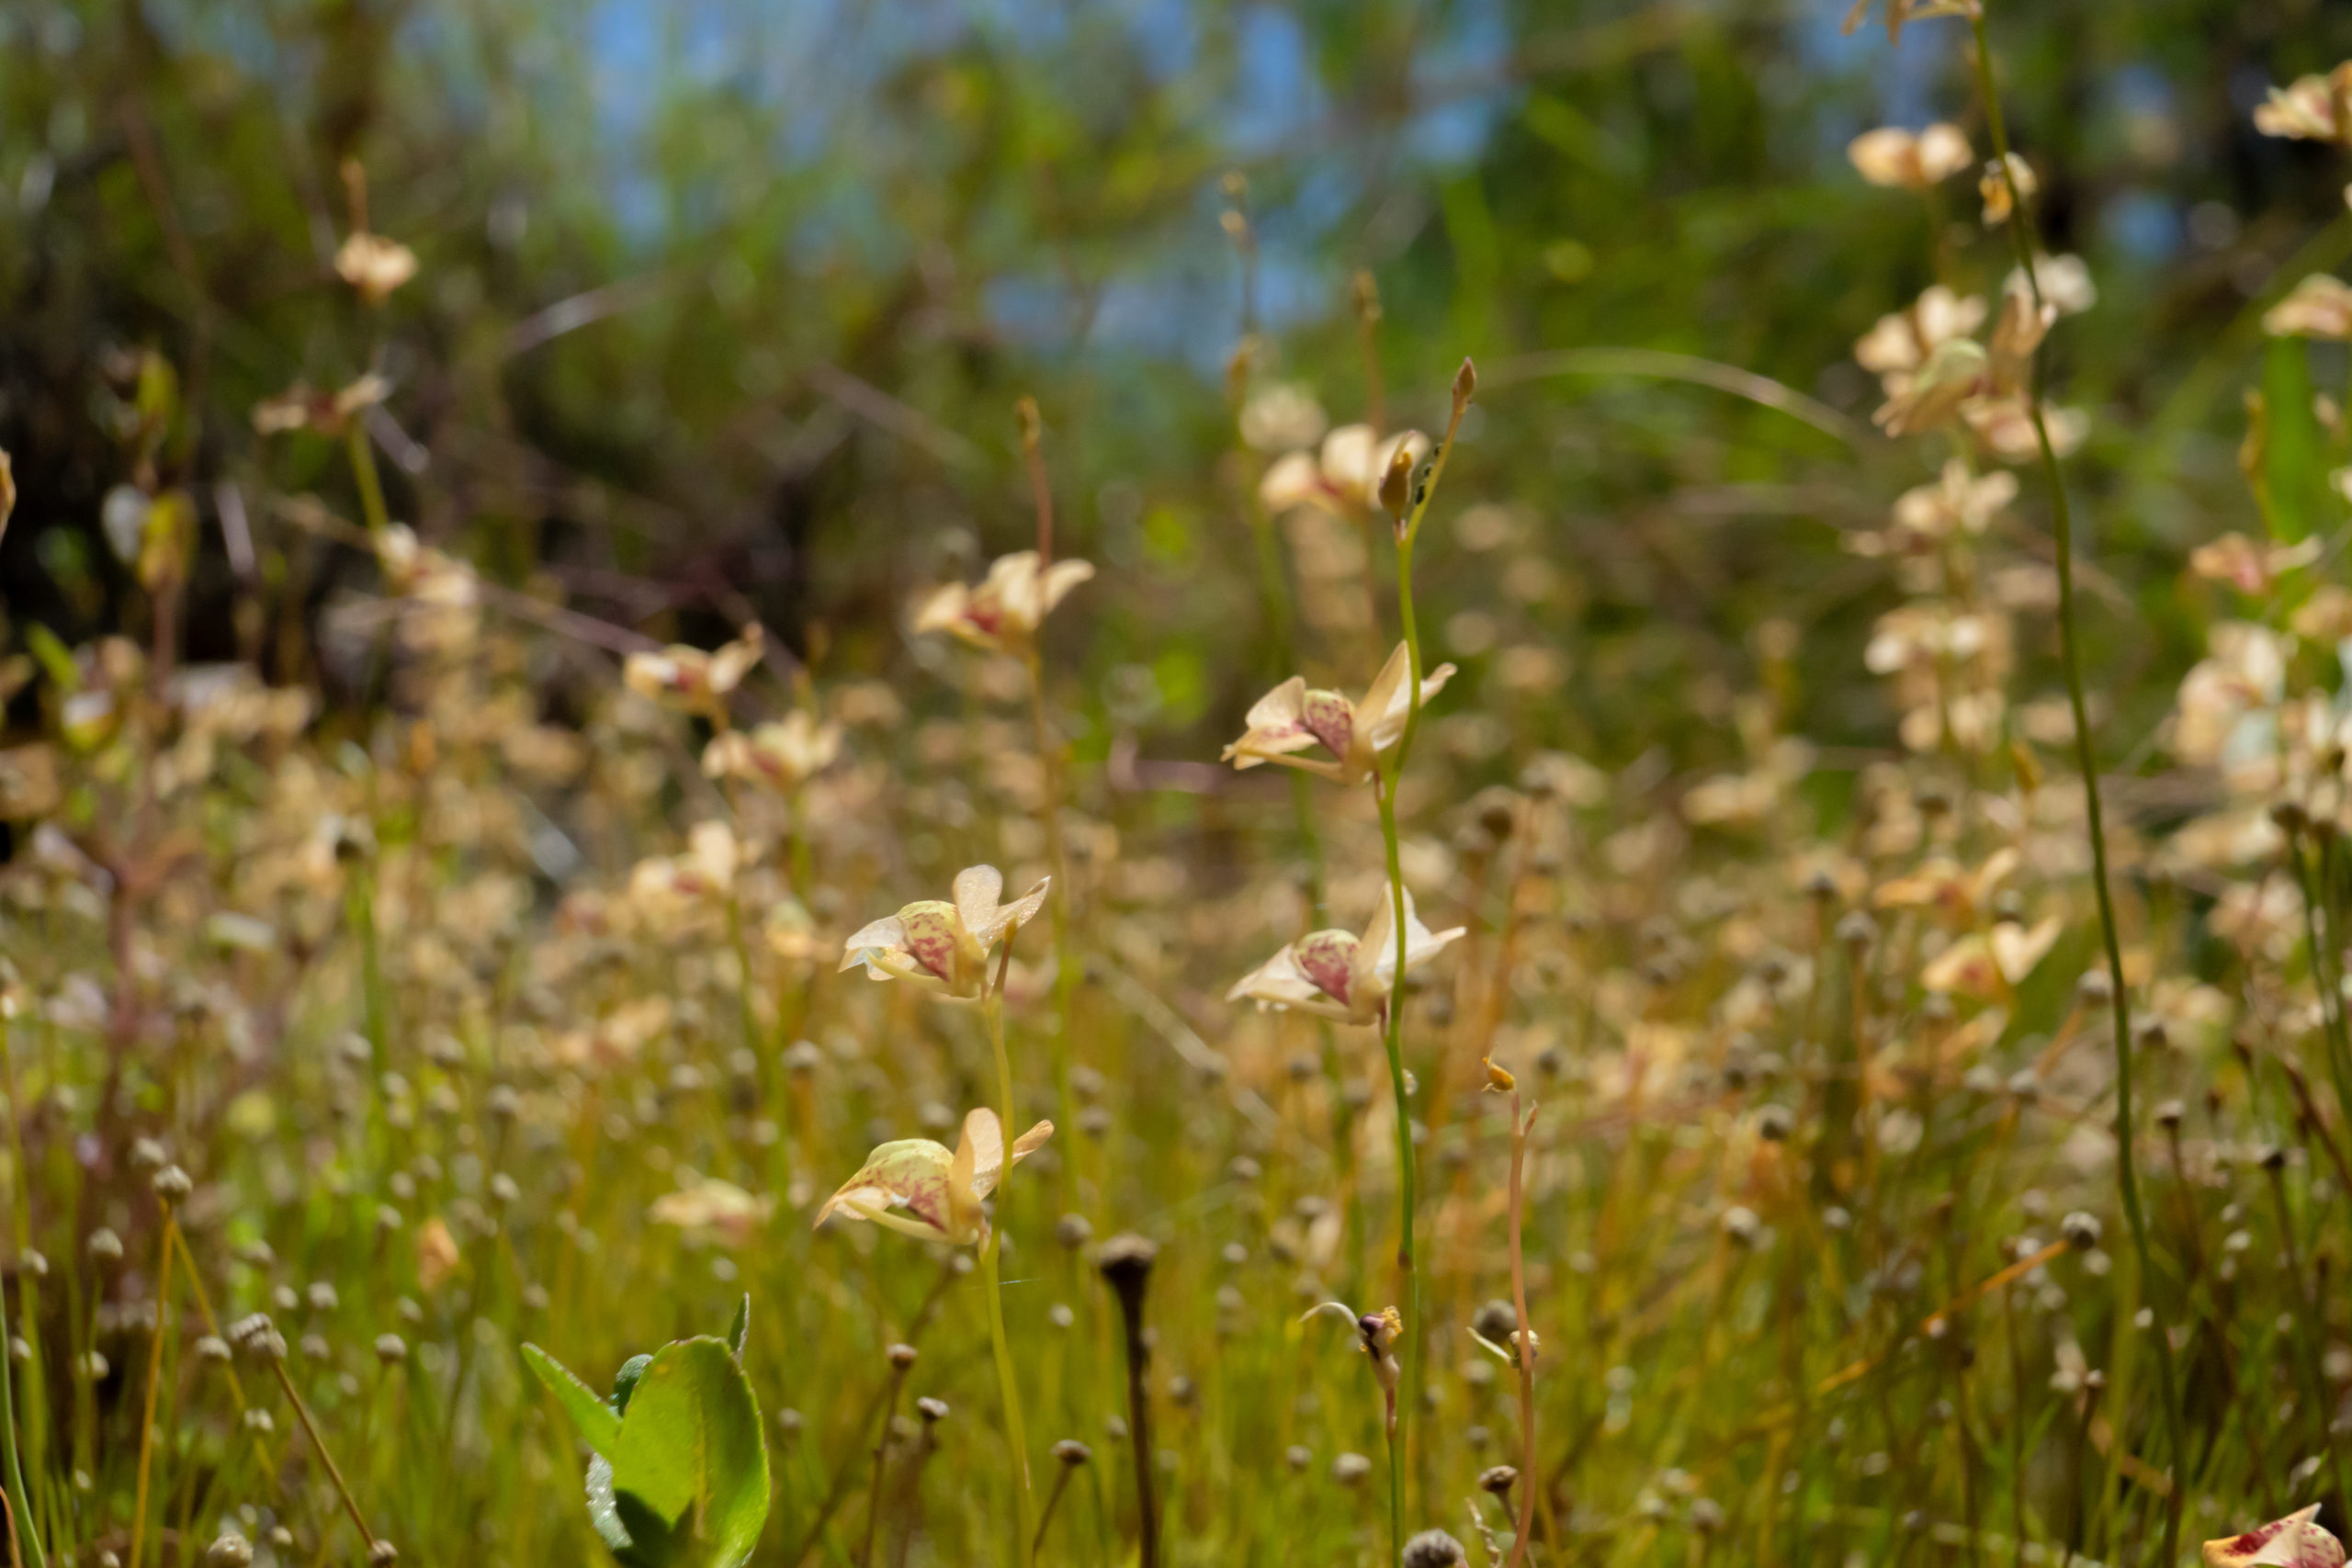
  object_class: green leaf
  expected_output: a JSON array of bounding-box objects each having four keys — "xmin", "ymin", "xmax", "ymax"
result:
[
  {"xmin": 2262, "ymin": 337, "xmax": 2328, "ymax": 542},
  {"xmin": 605, "ymin": 1337, "xmax": 770, "ymax": 1568},
  {"xmin": 612, "ymin": 1353, "xmax": 653, "ymax": 1415},
  {"xmin": 522, "ymin": 1343, "xmax": 623, "ymax": 1461},
  {"xmin": 724, "ymin": 1295, "xmax": 750, "ymax": 1362}
]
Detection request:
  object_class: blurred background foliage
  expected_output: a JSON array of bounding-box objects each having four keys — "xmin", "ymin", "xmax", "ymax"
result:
[{"xmin": 6, "ymin": 0, "xmax": 2352, "ymax": 782}]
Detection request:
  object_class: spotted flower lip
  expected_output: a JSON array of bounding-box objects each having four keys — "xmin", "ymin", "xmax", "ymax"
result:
[
  {"xmin": 1222, "ymin": 641, "xmax": 1456, "ymax": 784},
  {"xmin": 813, "ymin": 1108, "xmax": 1054, "ymax": 1247},
  {"xmin": 912, "ymin": 550, "xmax": 1093, "ymax": 657},
  {"xmin": 838, "ymin": 863, "xmax": 1050, "ymax": 1001},
  {"xmin": 2205, "ymin": 1506, "xmax": 2346, "ymax": 1568},
  {"xmin": 1227, "ymin": 883, "xmax": 1464, "ymax": 1026}
]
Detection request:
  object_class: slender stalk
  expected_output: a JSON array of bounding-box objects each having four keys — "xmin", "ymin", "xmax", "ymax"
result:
[
  {"xmin": 268, "ymin": 1354, "xmax": 379, "ymax": 1554},
  {"xmin": 981, "ymin": 954, "xmax": 1038, "ymax": 1562},
  {"xmin": 1967, "ymin": 17, "xmax": 2183, "ymax": 1562},
  {"xmin": 1503, "ymin": 1092, "xmax": 1539, "ymax": 1568},
  {"xmin": 1023, "ymin": 654, "xmax": 1082, "ymax": 1213},
  {"xmin": 346, "ymin": 422, "xmax": 390, "ymax": 537},
  {"xmin": 862, "ymin": 1359, "xmax": 910, "ymax": 1568},
  {"xmin": 0, "ymin": 1018, "xmax": 45, "ymax": 1568},
  {"xmin": 127, "ymin": 1203, "xmax": 175, "ymax": 1568}
]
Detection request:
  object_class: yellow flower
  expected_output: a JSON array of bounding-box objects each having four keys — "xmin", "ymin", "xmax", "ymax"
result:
[
  {"xmin": 624, "ymin": 626, "xmax": 764, "ymax": 715},
  {"xmin": 1222, "ymin": 641, "xmax": 1455, "ymax": 784},
  {"xmin": 334, "ymin": 230, "xmax": 418, "ymax": 306},
  {"xmin": 814, "ymin": 1108, "xmax": 1053, "ymax": 1247},
  {"xmin": 2204, "ymin": 1506, "xmax": 2345, "ymax": 1568},
  {"xmin": 1847, "ymin": 124, "xmax": 1973, "ymax": 189},
  {"xmin": 913, "ymin": 551, "xmax": 1092, "ymax": 657},
  {"xmin": 703, "ymin": 711, "xmax": 842, "ymax": 789},
  {"xmin": 838, "ymin": 863, "xmax": 1049, "ymax": 1002},
  {"xmin": 2266, "ymin": 275, "xmax": 2352, "ymax": 340},
  {"xmin": 1227, "ymin": 882, "xmax": 1464, "ymax": 1026}
]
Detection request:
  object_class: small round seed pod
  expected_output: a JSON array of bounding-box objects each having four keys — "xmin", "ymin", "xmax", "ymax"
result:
[
  {"xmin": 1478, "ymin": 1464, "xmax": 1520, "ymax": 1496},
  {"xmin": 1756, "ymin": 1105, "xmax": 1793, "ymax": 1142},
  {"xmin": 2259, "ymin": 1145, "xmax": 2289, "ymax": 1173},
  {"xmin": 87, "ymin": 1228, "xmax": 124, "ymax": 1264},
  {"xmin": 206, "ymin": 1532, "xmax": 254, "ymax": 1568},
  {"xmin": 887, "ymin": 1343, "xmax": 919, "ymax": 1371},
  {"xmin": 308, "ymin": 1281, "xmax": 340, "ymax": 1313},
  {"xmin": 1052, "ymin": 1438, "xmax": 1092, "ymax": 1466},
  {"xmin": 1403, "ymin": 1529, "xmax": 1468, "ymax": 1568},
  {"xmin": 374, "ymin": 1333, "xmax": 408, "ymax": 1365},
  {"xmin": 130, "ymin": 1137, "xmax": 168, "ymax": 1172},
  {"xmin": 2153, "ymin": 1099, "xmax": 2186, "ymax": 1130},
  {"xmin": 2060, "ymin": 1213, "xmax": 2102, "ymax": 1250},
  {"xmin": 1057, "ymin": 1213, "xmax": 1094, "ymax": 1250},
  {"xmin": 1285, "ymin": 1444, "xmax": 1312, "ymax": 1472},
  {"xmin": 1834, "ymin": 911, "xmax": 1878, "ymax": 953},
  {"xmin": 915, "ymin": 1396, "xmax": 948, "ymax": 1424},
  {"xmin": 1470, "ymin": 1300, "xmax": 1516, "ymax": 1345},
  {"xmin": 153, "ymin": 1165, "xmax": 194, "ymax": 1201},
  {"xmin": 1331, "ymin": 1451, "xmax": 1373, "ymax": 1485},
  {"xmin": 368, "ymin": 1540, "xmax": 399, "ymax": 1566},
  {"xmin": 196, "ymin": 1335, "xmax": 232, "ymax": 1363}
]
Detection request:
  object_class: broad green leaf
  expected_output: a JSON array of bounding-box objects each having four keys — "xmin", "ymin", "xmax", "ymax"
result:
[
  {"xmin": 724, "ymin": 1295, "xmax": 749, "ymax": 1362},
  {"xmin": 605, "ymin": 1337, "xmax": 769, "ymax": 1568},
  {"xmin": 523, "ymin": 1343, "xmax": 622, "ymax": 1461},
  {"xmin": 2262, "ymin": 337, "xmax": 2327, "ymax": 542}
]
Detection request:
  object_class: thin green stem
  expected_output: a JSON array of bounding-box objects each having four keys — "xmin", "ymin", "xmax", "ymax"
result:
[
  {"xmin": 346, "ymin": 422, "xmax": 390, "ymax": 536},
  {"xmin": 1023, "ymin": 655, "xmax": 1082, "ymax": 1215},
  {"xmin": 1967, "ymin": 17, "xmax": 2183, "ymax": 1563},
  {"xmin": 982, "ymin": 988, "xmax": 1038, "ymax": 1562}
]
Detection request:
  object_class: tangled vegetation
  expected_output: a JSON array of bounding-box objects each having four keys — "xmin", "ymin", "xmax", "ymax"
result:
[{"xmin": 14, "ymin": 2, "xmax": 2352, "ymax": 1565}]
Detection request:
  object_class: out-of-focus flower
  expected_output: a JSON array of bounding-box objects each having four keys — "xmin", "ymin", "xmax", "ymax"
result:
[
  {"xmin": 2266, "ymin": 275, "xmax": 2352, "ymax": 340},
  {"xmin": 1856, "ymin": 287, "xmax": 1985, "ymax": 378},
  {"xmin": 1227, "ymin": 883, "xmax": 1464, "ymax": 1026},
  {"xmin": 1894, "ymin": 460, "xmax": 2015, "ymax": 544},
  {"xmin": 416, "ymin": 1217, "xmax": 460, "ymax": 1292},
  {"xmin": 2255, "ymin": 65, "xmax": 2352, "ymax": 144},
  {"xmin": 2204, "ymin": 1506, "xmax": 2346, "ymax": 1568},
  {"xmin": 2006, "ymin": 254, "xmax": 2097, "ymax": 317},
  {"xmin": 814, "ymin": 1108, "xmax": 1052, "ymax": 1247},
  {"xmin": 1239, "ymin": 382, "xmax": 1329, "ymax": 453},
  {"xmin": 1962, "ymin": 398, "xmax": 2087, "ymax": 462},
  {"xmin": 913, "ymin": 551, "xmax": 1092, "ymax": 658},
  {"xmin": 2173, "ymin": 623, "xmax": 2288, "ymax": 770},
  {"xmin": 1919, "ymin": 918, "xmax": 2061, "ymax": 998},
  {"xmin": 335, "ymin": 231, "xmax": 417, "ymax": 306},
  {"xmin": 1848, "ymin": 124, "xmax": 1972, "ymax": 189},
  {"xmin": 624, "ymin": 626, "xmax": 764, "ymax": 716},
  {"xmin": 650, "ymin": 1177, "xmax": 773, "ymax": 1248},
  {"xmin": 629, "ymin": 821, "xmax": 741, "ymax": 909},
  {"xmin": 703, "ymin": 711, "xmax": 842, "ymax": 790},
  {"xmin": 2189, "ymin": 532, "xmax": 2322, "ymax": 595},
  {"xmin": 1260, "ymin": 424, "xmax": 1430, "ymax": 516},
  {"xmin": 1876, "ymin": 848, "xmax": 2018, "ymax": 921},
  {"xmin": 1874, "ymin": 338, "xmax": 1987, "ymax": 437},
  {"xmin": 839, "ymin": 863, "xmax": 1049, "ymax": 1001},
  {"xmin": 252, "ymin": 374, "xmax": 389, "ymax": 438},
  {"xmin": 1222, "ymin": 641, "xmax": 1455, "ymax": 784},
  {"xmin": 1980, "ymin": 153, "xmax": 2036, "ymax": 225}
]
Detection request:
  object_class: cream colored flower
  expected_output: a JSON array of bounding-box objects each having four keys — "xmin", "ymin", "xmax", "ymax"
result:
[
  {"xmin": 1893, "ymin": 460, "xmax": 2016, "ymax": 543},
  {"xmin": 334, "ymin": 231, "xmax": 418, "ymax": 306},
  {"xmin": 1222, "ymin": 641, "xmax": 1455, "ymax": 784},
  {"xmin": 2189, "ymin": 532, "xmax": 2322, "ymax": 594},
  {"xmin": 1855, "ymin": 286, "xmax": 1986, "ymax": 378},
  {"xmin": 2266, "ymin": 275, "xmax": 2352, "ymax": 340},
  {"xmin": 1874, "ymin": 338, "xmax": 1987, "ymax": 437},
  {"xmin": 838, "ymin": 863, "xmax": 1049, "ymax": 1002},
  {"xmin": 2005, "ymin": 254, "xmax": 2097, "ymax": 317},
  {"xmin": 252, "ymin": 373, "xmax": 390, "ymax": 438},
  {"xmin": 1227, "ymin": 883, "xmax": 1464, "ymax": 1026},
  {"xmin": 2255, "ymin": 66, "xmax": 2352, "ymax": 144},
  {"xmin": 2205, "ymin": 1506, "xmax": 2345, "ymax": 1568},
  {"xmin": 813, "ymin": 1108, "xmax": 1053, "ymax": 1247},
  {"xmin": 649, "ymin": 1177, "xmax": 773, "ymax": 1248},
  {"xmin": 2173, "ymin": 622, "xmax": 2288, "ymax": 770},
  {"xmin": 1919, "ymin": 917, "xmax": 2060, "ymax": 999},
  {"xmin": 1259, "ymin": 424, "xmax": 1430, "ymax": 516},
  {"xmin": 624, "ymin": 626, "xmax": 764, "ymax": 715},
  {"xmin": 1848, "ymin": 124, "xmax": 1972, "ymax": 189},
  {"xmin": 1239, "ymin": 381, "xmax": 1329, "ymax": 453},
  {"xmin": 628, "ymin": 821, "xmax": 741, "ymax": 917},
  {"xmin": 913, "ymin": 551, "xmax": 1092, "ymax": 658},
  {"xmin": 703, "ymin": 711, "xmax": 842, "ymax": 789}
]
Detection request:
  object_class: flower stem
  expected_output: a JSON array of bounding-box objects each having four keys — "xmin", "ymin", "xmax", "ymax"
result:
[
  {"xmin": 1505, "ymin": 1095, "xmax": 1538, "ymax": 1568},
  {"xmin": 1967, "ymin": 17, "xmax": 2183, "ymax": 1563},
  {"xmin": 1023, "ymin": 654, "xmax": 1082, "ymax": 1214},
  {"xmin": 346, "ymin": 422, "xmax": 390, "ymax": 537},
  {"xmin": 127, "ymin": 1202, "xmax": 175, "ymax": 1568},
  {"xmin": 982, "ymin": 989, "xmax": 1039, "ymax": 1561}
]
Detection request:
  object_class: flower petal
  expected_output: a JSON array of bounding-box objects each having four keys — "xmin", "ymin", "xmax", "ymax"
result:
[{"xmin": 953, "ymin": 864, "xmax": 1005, "ymax": 942}]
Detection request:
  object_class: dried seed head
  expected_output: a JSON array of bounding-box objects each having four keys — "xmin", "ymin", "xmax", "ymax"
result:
[
  {"xmin": 2060, "ymin": 1212, "xmax": 2101, "ymax": 1250},
  {"xmin": 153, "ymin": 1165, "xmax": 194, "ymax": 1201},
  {"xmin": 1834, "ymin": 911, "xmax": 1878, "ymax": 952},
  {"xmin": 1097, "ymin": 1232, "xmax": 1159, "ymax": 1295},
  {"xmin": 2154, "ymin": 1099, "xmax": 2186, "ymax": 1129},
  {"xmin": 1723, "ymin": 1206, "xmax": 1763, "ymax": 1247},
  {"xmin": 1405, "ymin": 1528, "xmax": 1469, "ymax": 1568},
  {"xmin": 2075, "ymin": 969, "xmax": 2113, "ymax": 1006},
  {"xmin": 1690, "ymin": 1499, "xmax": 1726, "ymax": 1533},
  {"xmin": 195, "ymin": 1336, "xmax": 232, "ymax": 1363},
  {"xmin": 1470, "ymin": 1299, "xmax": 1517, "ymax": 1345},
  {"xmin": 1285, "ymin": 1443, "xmax": 1312, "ymax": 1472},
  {"xmin": 130, "ymin": 1137, "xmax": 168, "ymax": 1172},
  {"xmin": 368, "ymin": 1540, "xmax": 398, "ymax": 1566},
  {"xmin": 206, "ymin": 1532, "xmax": 254, "ymax": 1568},
  {"xmin": 915, "ymin": 1396, "xmax": 949, "ymax": 1424},
  {"xmin": 308, "ymin": 1281, "xmax": 340, "ymax": 1314},
  {"xmin": 2259, "ymin": 1144, "xmax": 2289, "ymax": 1172},
  {"xmin": 374, "ymin": 1333, "xmax": 408, "ymax": 1365},
  {"xmin": 1478, "ymin": 1463, "xmax": 1520, "ymax": 1496},
  {"xmin": 1052, "ymin": 1438, "xmax": 1092, "ymax": 1465},
  {"xmin": 87, "ymin": 1227, "xmax": 124, "ymax": 1264},
  {"xmin": 1331, "ymin": 1451, "xmax": 1373, "ymax": 1484},
  {"xmin": 1056, "ymin": 1213, "xmax": 1094, "ymax": 1250},
  {"xmin": 887, "ymin": 1343, "xmax": 920, "ymax": 1371},
  {"xmin": 1756, "ymin": 1105, "xmax": 1793, "ymax": 1142}
]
